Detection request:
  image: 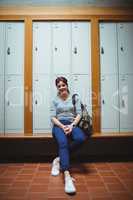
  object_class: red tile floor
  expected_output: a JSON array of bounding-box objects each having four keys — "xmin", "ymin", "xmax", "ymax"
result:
[{"xmin": 0, "ymin": 162, "xmax": 133, "ymax": 200}]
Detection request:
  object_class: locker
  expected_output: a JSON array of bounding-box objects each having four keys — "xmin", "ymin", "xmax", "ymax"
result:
[
  {"xmin": 118, "ymin": 23, "xmax": 133, "ymax": 75},
  {"xmin": 99, "ymin": 23, "xmax": 118, "ymax": 75},
  {"xmin": 5, "ymin": 75, "xmax": 24, "ymax": 133},
  {"xmin": 52, "ymin": 22, "xmax": 71, "ymax": 74},
  {"xmin": 0, "ymin": 76, "xmax": 4, "ymax": 134},
  {"xmin": 0, "ymin": 23, "xmax": 5, "ymax": 76},
  {"xmin": 33, "ymin": 22, "xmax": 52, "ymax": 74},
  {"xmin": 71, "ymin": 75, "xmax": 92, "ymax": 116},
  {"xmin": 72, "ymin": 22, "xmax": 91, "ymax": 74},
  {"xmin": 33, "ymin": 75, "xmax": 51, "ymax": 133},
  {"xmin": 101, "ymin": 75, "xmax": 119, "ymax": 132},
  {"xmin": 5, "ymin": 22, "xmax": 24, "ymax": 75},
  {"xmin": 119, "ymin": 75, "xmax": 133, "ymax": 131}
]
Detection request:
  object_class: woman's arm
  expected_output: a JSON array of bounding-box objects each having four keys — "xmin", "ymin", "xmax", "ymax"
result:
[
  {"xmin": 71, "ymin": 114, "xmax": 81, "ymax": 127},
  {"xmin": 51, "ymin": 117, "xmax": 64, "ymax": 129}
]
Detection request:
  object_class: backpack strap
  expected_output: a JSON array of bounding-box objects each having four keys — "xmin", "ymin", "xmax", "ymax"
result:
[{"xmin": 72, "ymin": 93, "xmax": 78, "ymax": 114}]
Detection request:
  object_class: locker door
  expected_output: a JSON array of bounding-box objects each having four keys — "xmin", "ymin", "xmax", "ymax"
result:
[
  {"xmin": 0, "ymin": 23, "xmax": 5, "ymax": 76},
  {"xmin": 72, "ymin": 22, "xmax": 91, "ymax": 74},
  {"xmin": 5, "ymin": 22, "xmax": 24, "ymax": 75},
  {"xmin": 33, "ymin": 75, "xmax": 51, "ymax": 133},
  {"xmin": 71, "ymin": 75, "xmax": 92, "ymax": 116},
  {"xmin": 119, "ymin": 75, "xmax": 133, "ymax": 132},
  {"xmin": 101, "ymin": 75, "xmax": 119, "ymax": 132},
  {"xmin": 99, "ymin": 23, "xmax": 118, "ymax": 75},
  {"xmin": 33, "ymin": 22, "xmax": 52, "ymax": 74},
  {"xmin": 52, "ymin": 22, "xmax": 71, "ymax": 74},
  {"xmin": 0, "ymin": 76, "xmax": 4, "ymax": 134},
  {"xmin": 5, "ymin": 76, "xmax": 24, "ymax": 133},
  {"xmin": 0, "ymin": 23, "xmax": 5, "ymax": 134},
  {"xmin": 118, "ymin": 23, "xmax": 133, "ymax": 75}
]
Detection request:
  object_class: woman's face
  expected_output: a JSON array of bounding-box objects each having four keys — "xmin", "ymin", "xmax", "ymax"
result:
[{"xmin": 56, "ymin": 81, "xmax": 68, "ymax": 95}]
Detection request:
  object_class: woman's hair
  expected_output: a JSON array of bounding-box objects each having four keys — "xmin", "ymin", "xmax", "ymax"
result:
[
  {"xmin": 55, "ymin": 76, "xmax": 68, "ymax": 87},
  {"xmin": 55, "ymin": 76, "xmax": 70, "ymax": 94}
]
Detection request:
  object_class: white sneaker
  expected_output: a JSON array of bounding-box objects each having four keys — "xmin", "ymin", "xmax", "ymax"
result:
[
  {"xmin": 51, "ymin": 157, "xmax": 60, "ymax": 176},
  {"xmin": 65, "ymin": 176, "xmax": 76, "ymax": 194}
]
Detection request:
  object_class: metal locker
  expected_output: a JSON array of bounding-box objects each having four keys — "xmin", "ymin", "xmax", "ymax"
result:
[
  {"xmin": 33, "ymin": 22, "xmax": 52, "ymax": 75},
  {"xmin": 0, "ymin": 23, "xmax": 5, "ymax": 134},
  {"xmin": 72, "ymin": 22, "xmax": 91, "ymax": 75},
  {"xmin": 119, "ymin": 75, "xmax": 133, "ymax": 132},
  {"xmin": 52, "ymin": 22, "xmax": 71, "ymax": 74},
  {"xmin": 0, "ymin": 76, "xmax": 4, "ymax": 134},
  {"xmin": 5, "ymin": 75, "xmax": 24, "ymax": 133},
  {"xmin": 101, "ymin": 75, "xmax": 119, "ymax": 132},
  {"xmin": 33, "ymin": 75, "xmax": 51, "ymax": 133},
  {"xmin": 99, "ymin": 23, "xmax": 118, "ymax": 75},
  {"xmin": 71, "ymin": 75, "xmax": 92, "ymax": 117},
  {"xmin": 0, "ymin": 23, "xmax": 5, "ymax": 76},
  {"xmin": 118, "ymin": 23, "xmax": 133, "ymax": 75},
  {"xmin": 5, "ymin": 22, "xmax": 24, "ymax": 75}
]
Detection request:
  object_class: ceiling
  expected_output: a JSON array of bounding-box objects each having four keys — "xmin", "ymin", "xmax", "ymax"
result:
[{"xmin": 0, "ymin": 0, "xmax": 133, "ymax": 7}]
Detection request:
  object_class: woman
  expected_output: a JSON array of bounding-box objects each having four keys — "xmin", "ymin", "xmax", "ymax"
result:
[{"xmin": 51, "ymin": 76, "xmax": 86, "ymax": 194}]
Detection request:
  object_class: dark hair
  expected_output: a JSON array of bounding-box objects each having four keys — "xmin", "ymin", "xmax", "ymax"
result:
[
  {"xmin": 55, "ymin": 76, "xmax": 68, "ymax": 87},
  {"xmin": 55, "ymin": 76, "xmax": 70, "ymax": 94}
]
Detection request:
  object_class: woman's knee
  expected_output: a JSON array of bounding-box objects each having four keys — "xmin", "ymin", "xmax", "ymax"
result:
[{"xmin": 72, "ymin": 128, "xmax": 86, "ymax": 143}]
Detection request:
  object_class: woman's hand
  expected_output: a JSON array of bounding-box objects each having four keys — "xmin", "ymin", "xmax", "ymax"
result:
[{"xmin": 62, "ymin": 125, "xmax": 73, "ymax": 135}]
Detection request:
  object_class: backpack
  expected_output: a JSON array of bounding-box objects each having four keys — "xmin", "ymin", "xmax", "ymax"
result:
[{"xmin": 72, "ymin": 94, "xmax": 92, "ymax": 138}]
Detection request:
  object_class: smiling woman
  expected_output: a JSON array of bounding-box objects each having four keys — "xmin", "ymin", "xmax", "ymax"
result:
[{"xmin": 50, "ymin": 76, "xmax": 86, "ymax": 194}]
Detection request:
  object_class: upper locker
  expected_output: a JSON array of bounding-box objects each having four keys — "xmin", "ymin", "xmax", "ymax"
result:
[
  {"xmin": 72, "ymin": 22, "xmax": 91, "ymax": 75},
  {"xmin": 52, "ymin": 22, "xmax": 71, "ymax": 75},
  {"xmin": 5, "ymin": 22, "xmax": 24, "ymax": 75},
  {"xmin": 33, "ymin": 22, "xmax": 52, "ymax": 75},
  {"xmin": 99, "ymin": 23, "xmax": 118, "ymax": 75},
  {"xmin": 118, "ymin": 23, "xmax": 133, "ymax": 75},
  {"xmin": 71, "ymin": 22, "xmax": 92, "ymax": 116}
]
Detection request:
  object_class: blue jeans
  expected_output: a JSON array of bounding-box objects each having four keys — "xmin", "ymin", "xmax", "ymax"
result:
[{"xmin": 52, "ymin": 120, "xmax": 86, "ymax": 171}]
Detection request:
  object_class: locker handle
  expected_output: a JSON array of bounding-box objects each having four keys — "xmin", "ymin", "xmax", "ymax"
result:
[
  {"xmin": 54, "ymin": 47, "xmax": 57, "ymax": 51},
  {"xmin": 102, "ymin": 99, "xmax": 105, "ymax": 104},
  {"xmin": 35, "ymin": 47, "xmax": 38, "ymax": 51},
  {"xmin": 7, "ymin": 101, "xmax": 10, "ymax": 106},
  {"xmin": 35, "ymin": 100, "xmax": 37, "ymax": 105},
  {"xmin": 120, "ymin": 46, "xmax": 124, "ymax": 52},
  {"xmin": 101, "ymin": 47, "xmax": 104, "ymax": 54},
  {"xmin": 122, "ymin": 99, "xmax": 125, "ymax": 107},
  {"xmin": 7, "ymin": 47, "xmax": 10, "ymax": 55},
  {"xmin": 74, "ymin": 47, "xmax": 77, "ymax": 54}
]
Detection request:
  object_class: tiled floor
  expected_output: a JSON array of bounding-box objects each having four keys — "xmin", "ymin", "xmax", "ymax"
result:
[{"xmin": 0, "ymin": 161, "xmax": 133, "ymax": 200}]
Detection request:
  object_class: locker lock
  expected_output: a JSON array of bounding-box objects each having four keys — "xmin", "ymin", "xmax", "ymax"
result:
[
  {"xmin": 101, "ymin": 47, "xmax": 104, "ymax": 54},
  {"xmin": 7, "ymin": 47, "xmax": 11, "ymax": 55},
  {"xmin": 74, "ymin": 47, "xmax": 77, "ymax": 54},
  {"xmin": 54, "ymin": 47, "xmax": 57, "ymax": 51},
  {"xmin": 102, "ymin": 99, "xmax": 105, "ymax": 104},
  {"xmin": 120, "ymin": 46, "xmax": 124, "ymax": 52}
]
